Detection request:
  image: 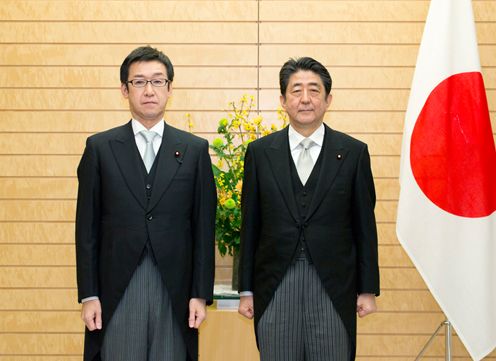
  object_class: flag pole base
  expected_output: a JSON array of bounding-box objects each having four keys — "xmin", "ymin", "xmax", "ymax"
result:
[{"xmin": 415, "ymin": 320, "xmax": 452, "ymax": 361}]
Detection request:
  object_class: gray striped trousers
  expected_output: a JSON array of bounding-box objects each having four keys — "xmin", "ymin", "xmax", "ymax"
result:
[
  {"xmin": 101, "ymin": 253, "xmax": 186, "ymax": 361},
  {"xmin": 257, "ymin": 256, "xmax": 351, "ymax": 361}
]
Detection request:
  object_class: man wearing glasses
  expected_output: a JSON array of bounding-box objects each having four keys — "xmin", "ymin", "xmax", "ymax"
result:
[{"xmin": 75, "ymin": 46, "xmax": 217, "ymax": 361}]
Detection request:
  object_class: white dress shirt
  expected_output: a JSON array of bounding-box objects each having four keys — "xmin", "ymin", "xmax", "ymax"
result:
[
  {"xmin": 288, "ymin": 123, "xmax": 324, "ymax": 166},
  {"xmin": 132, "ymin": 119, "xmax": 164, "ymax": 157}
]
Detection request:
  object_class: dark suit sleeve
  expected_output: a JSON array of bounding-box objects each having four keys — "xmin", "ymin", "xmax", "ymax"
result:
[
  {"xmin": 238, "ymin": 143, "xmax": 261, "ymax": 292},
  {"xmin": 75, "ymin": 137, "xmax": 101, "ymax": 302},
  {"xmin": 352, "ymin": 144, "xmax": 380, "ymax": 296},
  {"xmin": 190, "ymin": 140, "xmax": 217, "ymax": 304}
]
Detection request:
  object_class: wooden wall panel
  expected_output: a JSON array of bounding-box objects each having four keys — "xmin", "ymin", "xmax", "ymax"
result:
[
  {"xmin": 1, "ymin": 0, "xmax": 494, "ymax": 360},
  {"xmin": 0, "ymin": 44, "xmax": 259, "ymax": 66},
  {"xmin": 0, "ymin": 23, "xmax": 257, "ymax": 43},
  {"xmin": 0, "ymin": 357, "xmax": 81, "ymax": 361},
  {"xmin": 0, "ymin": 223, "xmax": 74, "ymax": 244},
  {"xmin": 0, "ymin": 67, "xmax": 259, "ymax": 88},
  {"xmin": 0, "ymin": 89, "xmax": 255, "ymax": 111},
  {"xmin": 0, "ymin": 1, "xmax": 258, "ymax": 21}
]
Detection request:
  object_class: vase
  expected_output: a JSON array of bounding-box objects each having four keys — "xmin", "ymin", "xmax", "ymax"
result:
[{"xmin": 231, "ymin": 248, "xmax": 239, "ymax": 291}]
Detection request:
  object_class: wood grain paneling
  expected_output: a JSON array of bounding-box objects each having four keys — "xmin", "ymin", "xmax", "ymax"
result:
[
  {"xmin": 259, "ymin": 67, "xmax": 496, "ymax": 89},
  {"xmin": 0, "ymin": 178, "xmax": 77, "ymax": 199},
  {"xmin": 1, "ymin": 0, "xmax": 494, "ymax": 359},
  {"xmin": 0, "ymin": 289, "xmax": 79, "ymax": 310},
  {"xmin": 0, "ymin": 89, "xmax": 253, "ymax": 111},
  {"xmin": 0, "ymin": 1, "xmax": 258, "ymax": 21},
  {"xmin": 0, "ymin": 311, "xmax": 83, "ymax": 333},
  {"xmin": 0, "ymin": 23, "xmax": 258, "ymax": 43},
  {"xmin": 0, "ymin": 66, "xmax": 259, "ymax": 88},
  {"xmin": 0, "ymin": 357, "xmax": 82, "ymax": 361},
  {"xmin": 259, "ymin": 44, "xmax": 496, "ymax": 66},
  {"xmin": 0, "ymin": 223, "xmax": 74, "ymax": 244},
  {"xmin": 260, "ymin": 1, "xmax": 430, "ymax": 21},
  {"xmin": 0, "ymin": 244, "xmax": 75, "ymax": 266},
  {"xmin": 0, "ymin": 267, "xmax": 76, "ymax": 288},
  {"xmin": 0, "ymin": 200, "xmax": 76, "ymax": 222},
  {"xmin": 0, "ymin": 44, "xmax": 259, "ymax": 66}
]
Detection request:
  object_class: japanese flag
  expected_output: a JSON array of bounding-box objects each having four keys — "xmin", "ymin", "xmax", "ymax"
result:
[{"xmin": 396, "ymin": 0, "xmax": 496, "ymax": 359}]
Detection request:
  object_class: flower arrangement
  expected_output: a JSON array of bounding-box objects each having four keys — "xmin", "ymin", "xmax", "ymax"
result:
[
  {"xmin": 187, "ymin": 95, "xmax": 287, "ymax": 289},
  {"xmin": 203, "ymin": 95, "xmax": 288, "ymax": 258}
]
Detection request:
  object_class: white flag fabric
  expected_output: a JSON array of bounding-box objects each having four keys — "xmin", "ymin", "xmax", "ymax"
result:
[{"xmin": 397, "ymin": 1, "xmax": 496, "ymax": 360}]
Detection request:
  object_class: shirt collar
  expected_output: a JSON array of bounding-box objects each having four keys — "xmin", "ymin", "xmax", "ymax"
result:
[
  {"xmin": 288, "ymin": 123, "xmax": 325, "ymax": 151},
  {"xmin": 131, "ymin": 119, "xmax": 164, "ymax": 137}
]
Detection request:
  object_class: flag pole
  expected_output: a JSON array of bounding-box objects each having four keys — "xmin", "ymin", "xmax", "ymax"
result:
[
  {"xmin": 415, "ymin": 320, "xmax": 452, "ymax": 361},
  {"xmin": 445, "ymin": 320, "xmax": 452, "ymax": 361}
]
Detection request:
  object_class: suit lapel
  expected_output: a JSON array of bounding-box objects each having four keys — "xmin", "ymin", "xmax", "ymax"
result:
[
  {"xmin": 306, "ymin": 125, "xmax": 348, "ymax": 221},
  {"xmin": 148, "ymin": 123, "xmax": 187, "ymax": 211},
  {"xmin": 109, "ymin": 121, "xmax": 147, "ymax": 210},
  {"xmin": 265, "ymin": 128, "xmax": 299, "ymax": 222}
]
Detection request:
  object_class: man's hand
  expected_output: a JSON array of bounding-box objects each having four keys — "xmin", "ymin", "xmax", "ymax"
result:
[
  {"xmin": 81, "ymin": 299, "xmax": 102, "ymax": 331},
  {"xmin": 356, "ymin": 293, "xmax": 377, "ymax": 318},
  {"xmin": 189, "ymin": 298, "xmax": 207, "ymax": 329},
  {"xmin": 238, "ymin": 295, "xmax": 254, "ymax": 319}
]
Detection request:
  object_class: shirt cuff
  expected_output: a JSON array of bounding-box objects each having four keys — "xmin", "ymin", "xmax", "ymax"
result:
[
  {"xmin": 81, "ymin": 296, "xmax": 99, "ymax": 303},
  {"xmin": 239, "ymin": 291, "xmax": 253, "ymax": 297}
]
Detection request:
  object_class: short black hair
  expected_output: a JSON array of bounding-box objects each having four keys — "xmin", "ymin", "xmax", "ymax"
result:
[
  {"xmin": 120, "ymin": 46, "xmax": 174, "ymax": 87},
  {"xmin": 279, "ymin": 57, "xmax": 332, "ymax": 97}
]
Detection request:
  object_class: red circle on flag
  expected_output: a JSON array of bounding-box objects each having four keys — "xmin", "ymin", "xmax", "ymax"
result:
[{"xmin": 410, "ymin": 72, "xmax": 496, "ymax": 218}]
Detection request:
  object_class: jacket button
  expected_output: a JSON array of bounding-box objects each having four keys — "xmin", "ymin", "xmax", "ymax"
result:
[
  {"xmin": 146, "ymin": 184, "xmax": 152, "ymax": 190},
  {"xmin": 147, "ymin": 214, "xmax": 153, "ymax": 221}
]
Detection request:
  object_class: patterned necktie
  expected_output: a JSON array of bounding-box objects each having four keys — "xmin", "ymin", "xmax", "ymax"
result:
[
  {"xmin": 296, "ymin": 138, "xmax": 315, "ymax": 185},
  {"xmin": 139, "ymin": 130, "xmax": 158, "ymax": 173}
]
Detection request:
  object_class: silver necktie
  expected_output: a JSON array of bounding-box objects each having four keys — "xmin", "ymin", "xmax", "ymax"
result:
[
  {"xmin": 296, "ymin": 138, "xmax": 315, "ymax": 185},
  {"xmin": 139, "ymin": 130, "xmax": 158, "ymax": 173}
]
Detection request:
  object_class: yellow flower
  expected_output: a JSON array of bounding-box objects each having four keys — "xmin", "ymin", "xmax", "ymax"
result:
[
  {"xmin": 185, "ymin": 95, "xmax": 285, "ymax": 257},
  {"xmin": 235, "ymin": 180, "xmax": 243, "ymax": 193}
]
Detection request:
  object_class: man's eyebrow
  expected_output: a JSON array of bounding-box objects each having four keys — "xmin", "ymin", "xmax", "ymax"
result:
[
  {"xmin": 290, "ymin": 81, "xmax": 320, "ymax": 88},
  {"xmin": 131, "ymin": 72, "xmax": 166, "ymax": 78}
]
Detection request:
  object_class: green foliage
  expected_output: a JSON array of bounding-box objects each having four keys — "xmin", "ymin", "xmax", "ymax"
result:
[{"xmin": 191, "ymin": 95, "xmax": 287, "ymax": 257}]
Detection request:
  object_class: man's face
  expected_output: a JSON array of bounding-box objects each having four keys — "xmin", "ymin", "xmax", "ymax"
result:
[
  {"xmin": 121, "ymin": 60, "xmax": 172, "ymax": 126},
  {"xmin": 280, "ymin": 70, "xmax": 331, "ymax": 131}
]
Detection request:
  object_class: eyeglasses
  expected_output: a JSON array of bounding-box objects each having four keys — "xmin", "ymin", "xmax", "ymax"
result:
[{"xmin": 126, "ymin": 78, "xmax": 170, "ymax": 88}]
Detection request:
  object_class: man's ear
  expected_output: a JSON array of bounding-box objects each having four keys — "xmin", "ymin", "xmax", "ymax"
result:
[
  {"xmin": 325, "ymin": 93, "xmax": 332, "ymax": 108},
  {"xmin": 121, "ymin": 83, "xmax": 129, "ymax": 99},
  {"xmin": 280, "ymin": 94, "xmax": 287, "ymax": 110}
]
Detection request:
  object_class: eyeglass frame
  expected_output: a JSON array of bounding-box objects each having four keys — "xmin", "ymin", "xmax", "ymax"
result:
[{"xmin": 125, "ymin": 78, "xmax": 170, "ymax": 88}]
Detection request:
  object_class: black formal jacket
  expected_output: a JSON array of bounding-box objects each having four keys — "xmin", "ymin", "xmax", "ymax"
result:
[
  {"xmin": 75, "ymin": 121, "xmax": 216, "ymax": 361},
  {"xmin": 238, "ymin": 125, "xmax": 380, "ymax": 360}
]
